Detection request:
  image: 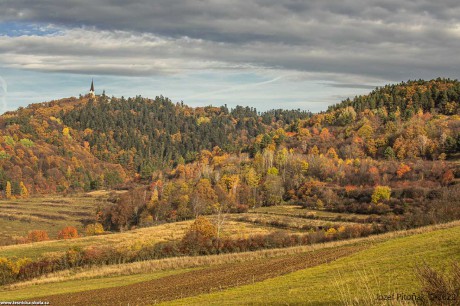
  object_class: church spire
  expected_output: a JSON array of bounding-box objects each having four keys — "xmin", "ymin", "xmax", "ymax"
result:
[{"xmin": 89, "ymin": 79, "xmax": 95, "ymax": 98}]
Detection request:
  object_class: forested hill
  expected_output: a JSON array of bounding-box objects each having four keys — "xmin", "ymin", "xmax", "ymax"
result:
[
  {"xmin": 278, "ymin": 79, "xmax": 460, "ymax": 163},
  {"xmin": 0, "ymin": 94, "xmax": 310, "ymax": 195},
  {"xmin": 0, "ymin": 78, "xmax": 459, "ymax": 197},
  {"xmin": 328, "ymin": 78, "xmax": 460, "ymax": 118},
  {"xmin": 59, "ymin": 95, "xmax": 311, "ymax": 176}
]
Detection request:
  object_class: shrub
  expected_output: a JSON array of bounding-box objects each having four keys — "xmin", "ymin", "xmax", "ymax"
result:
[
  {"xmin": 371, "ymin": 186, "xmax": 391, "ymax": 204},
  {"xmin": 442, "ymin": 170, "xmax": 455, "ymax": 186},
  {"xmin": 0, "ymin": 222, "xmax": 381, "ymax": 286},
  {"xmin": 188, "ymin": 217, "xmax": 217, "ymax": 239},
  {"xmin": 401, "ymin": 187, "xmax": 427, "ymax": 199},
  {"xmin": 0, "ymin": 257, "xmax": 31, "ymax": 285},
  {"xmin": 57, "ymin": 226, "xmax": 79, "ymax": 239},
  {"xmin": 325, "ymin": 227, "xmax": 337, "ymax": 237},
  {"xmin": 85, "ymin": 223, "xmax": 105, "ymax": 236},
  {"xmin": 230, "ymin": 204, "xmax": 249, "ymax": 213},
  {"xmin": 180, "ymin": 217, "xmax": 218, "ymax": 255},
  {"xmin": 0, "ymin": 258, "xmax": 16, "ymax": 284},
  {"xmin": 27, "ymin": 230, "xmax": 49, "ymax": 242},
  {"xmin": 416, "ymin": 261, "xmax": 460, "ymax": 305}
]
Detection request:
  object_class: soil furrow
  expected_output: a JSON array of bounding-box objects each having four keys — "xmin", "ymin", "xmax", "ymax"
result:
[{"xmin": 34, "ymin": 244, "xmax": 366, "ymax": 305}]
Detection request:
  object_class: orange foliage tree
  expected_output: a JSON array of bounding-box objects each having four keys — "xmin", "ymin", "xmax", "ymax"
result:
[
  {"xmin": 57, "ymin": 226, "xmax": 79, "ymax": 239},
  {"xmin": 320, "ymin": 128, "xmax": 331, "ymax": 141},
  {"xmin": 396, "ymin": 163, "xmax": 411, "ymax": 178},
  {"xmin": 27, "ymin": 230, "xmax": 49, "ymax": 242}
]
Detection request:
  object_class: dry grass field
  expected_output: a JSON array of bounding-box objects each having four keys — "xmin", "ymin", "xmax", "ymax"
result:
[
  {"xmin": 2, "ymin": 197, "xmax": 368, "ymax": 260},
  {"xmin": 0, "ymin": 218, "xmax": 287, "ymax": 259},
  {"xmin": 249, "ymin": 205, "xmax": 372, "ymax": 222},
  {"xmin": 0, "ymin": 195, "xmax": 99, "ymax": 246},
  {"xmin": 228, "ymin": 212, "xmax": 361, "ymax": 231},
  {"xmin": 0, "ymin": 196, "xmax": 307, "ymax": 259}
]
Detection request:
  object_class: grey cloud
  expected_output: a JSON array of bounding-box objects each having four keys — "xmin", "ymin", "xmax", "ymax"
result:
[
  {"xmin": 2, "ymin": 1, "xmax": 460, "ymax": 43},
  {"xmin": 1, "ymin": 1, "xmax": 460, "ymax": 82}
]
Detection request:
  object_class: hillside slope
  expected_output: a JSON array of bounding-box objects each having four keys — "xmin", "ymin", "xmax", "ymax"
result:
[{"xmin": 0, "ymin": 97, "xmax": 126, "ymax": 194}]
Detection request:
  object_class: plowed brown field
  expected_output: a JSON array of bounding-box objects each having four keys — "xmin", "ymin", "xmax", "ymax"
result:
[{"xmin": 34, "ymin": 244, "xmax": 366, "ymax": 305}]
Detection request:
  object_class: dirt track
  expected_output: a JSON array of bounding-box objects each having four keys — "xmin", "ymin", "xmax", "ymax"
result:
[{"xmin": 36, "ymin": 245, "xmax": 366, "ymax": 305}]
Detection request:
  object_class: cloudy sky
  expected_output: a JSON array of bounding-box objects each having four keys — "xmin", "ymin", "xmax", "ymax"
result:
[{"xmin": 0, "ymin": 1, "xmax": 459, "ymax": 113}]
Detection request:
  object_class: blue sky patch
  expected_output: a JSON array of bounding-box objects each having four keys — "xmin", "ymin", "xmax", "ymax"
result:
[{"xmin": 0, "ymin": 22, "xmax": 61, "ymax": 37}]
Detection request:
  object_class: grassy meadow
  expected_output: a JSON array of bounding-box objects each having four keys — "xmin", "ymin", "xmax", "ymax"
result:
[
  {"xmin": 0, "ymin": 221, "xmax": 458, "ymax": 304},
  {"xmin": 168, "ymin": 222, "xmax": 460, "ymax": 305}
]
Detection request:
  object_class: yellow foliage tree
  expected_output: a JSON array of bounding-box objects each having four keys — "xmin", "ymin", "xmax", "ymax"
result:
[
  {"xmin": 220, "ymin": 174, "xmax": 239, "ymax": 194},
  {"xmin": 309, "ymin": 145, "xmax": 319, "ymax": 155},
  {"xmin": 5, "ymin": 181, "xmax": 11, "ymax": 199},
  {"xmin": 371, "ymin": 186, "xmax": 391, "ymax": 204},
  {"xmin": 326, "ymin": 227, "xmax": 337, "ymax": 237},
  {"xmin": 62, "ymin": 127, "xmax": 70, "ymax": 138},
  {"xmin": 357, "ymin": 123, "xmax": 374, "ymax": 140},
  {"xmin": 326, "ymin": 147, "xmax": 338, "ymax": 159},
  {"xmin": 316, "ymin": 199, "xmax": 324, "ymax": 209},
  {"xmin": 66, "ymin": 166, "xmax": 72, "ymax": 179},
  {"xmin": 301, "ymin": 161, "xmax": 309, "ymax": 174},
  {"xmin": 245, "ymin": 167, "xmax": 260, "ymax": 208},
  {"xmin": 19, "ymin": 182, "xmax": 29, "ymax": 198},
  {"xmin": 299, "ymin": 128, "xmax": 311, "ymax": 137},
  {"xmin": 147, "ymin": 188, "xmax": 159, "ymax": 210},
  {"xmin": 85, "ymin": 223, "xmax": 105, "ymax": 236}
]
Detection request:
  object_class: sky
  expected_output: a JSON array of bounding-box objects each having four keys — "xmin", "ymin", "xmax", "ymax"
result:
[{"xmin": 1, "ymin": 1, "xmax": 460, "ymax": 113}]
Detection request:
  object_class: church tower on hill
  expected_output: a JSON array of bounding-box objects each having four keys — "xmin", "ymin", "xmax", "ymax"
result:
[{"xmin": 89, "ymin": 79, "xmax": 95, "ymax": 98}]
